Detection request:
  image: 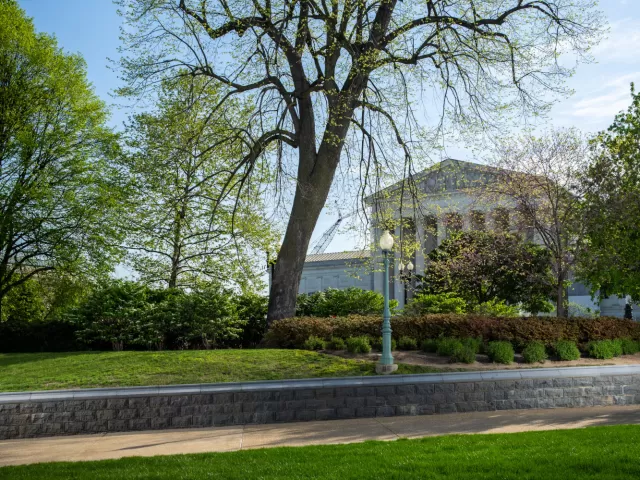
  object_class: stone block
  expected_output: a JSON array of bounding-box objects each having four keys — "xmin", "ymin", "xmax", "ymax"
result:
[
  {"xmin": 335, "ymin": 387, "xmax": 357, "ymax": 397},
  {"xmin": 19, "ymin": 424, "xmax": 43, "ymax": 437},
  {"xmin": 169, "ymin": 396, "xmax": 191, "ymax": 407},
  {"xmin": 273, "ymin": 391, "xmax": 295, "ymax": 402},
  {"xmin": 563, "ymin": 388, "xmax": 585, "ymax": 398},
  {"xmin": 107, "ymin": 420, "xmax": 129, "ymax": 432},
  {"xmin": 465, "ymin": 392, "xmax": 485, "ymax": 402},
  {"xmin": 386, "ymin": 395, "xmax": 408, "ymax": 406},
  {"xmin": 426, "ymin": 393, "xmax": 447, "ymax": 405},
  {"xmin": 158, "ymin": 406, "xmax": 180, "ymax": 417},
  {"xmin": 116, "ymin": 409, "xmax": 138, "ymax": 420},
  {"xmin": 150, "ymin": 417, "xmax": 172, "ymax": 429},
  {"xmin": 592, "ymin": 396, "xmax": 615, "ymax": 406},
  {"xmin": 495, "ymin": 400, "xmax": 516, "ymax": 410},
  {"xmin": 544, "ymin": 388, "xmax": 564, "ymax": 398},
  {"xmin": 128, "ymin": 397, "xmax": 149, "ymax": 409},
  {"xmin": 73, "ymin": 410, "xmax": 96, "ymax": 422},
  {"xmin": 285, "ymin": 400, "xmax": 306, "ymax": 410},
  {"xmin": 572, "ymin": 377, "xmax": 594, "ymax": 387},
  {"xmin": 315, "ymin": 388, "xmax": 335, "ymax": 399},
  {"xmin": 190, "ymin": 394, "xmax": 213, "ymax": 405},
  {"xmin": 149, "ymin": 396, "xmax": 171, "ymax": 408},
  {"xmin": 171, "ymin": 416, "xmax": 192, "ymax": 428},
  {"xmin": 85, "ymin": 399, "xmax": 108, "ymax": 410},
  {"xmin": 434, "ymin": 384, "xmax": 455, "ymax": 394},
  {"xmin": 553, "ymin": 378, "xmax": 573, "ymax": 388},
  {"xmin": 395, "ymin": 405, "xmax": 417, "ymax": 416},
  {"xmin": 28, "ymin": 412, "xmax": 52, "ymax": 424},
  {"xmin": 19, "ymin": 403, "xmax": 42, "ymax": 414},
  {"xmin": 294, "ymin": 389, "xmax": 315, "ymax": 401},
  {"xmin": 0, "ymin": 403, "xmax": 19, "ymax": 414},
  {"xmin": 316, "ymin": 409, "xmax": 338, "ymax": 421},
  {"xmin": 64, "ymin": 422, "xmax": 85, "ymax": 434},
  {"xmin": 326, "ymin": 397, "xmax": 346, "ymax": 408},
  {"xmin": 455, "ymin": 402, "xmax": 477, "ymax": 413},
  {"xmin": 612, "ymin": 375, "xmax": 634, "ymax": 385},
  {"xmin": 355, "ymin": 407, "xmax": 376, "ymax": 418},
  {"xmin": 396, "ymin": 385, "xmax": 416, "ymax": 395},
  {"xmin": 345, "ymin": 397, "xmax": 365, "ymax": 408},
  {"xmin": 84, "ymin": 421, "xmax": 108, "ymax": 433},
  {"xmin": 515, "ymin": 380, "xmax": 534, "ymax": 390},
  {"xmin": 192, "ymin": 415, "xmax": 215, "ymax": 427},
  {"xmin": 417, "ymin": 404, "xmax": 436, "ymax": 415},
  {"xmin": 336, "ymin": 408, "xmax": 356, "ymax": 419},
  {"xmin": 474, "ymin": 402, "xmax": 494, "ymax": 412},
  {"xmin": 295, "ymin": 410, "xmax": 316, "ymax": 422},
  {"xmin": 533, "ymin": 379, "xmax": 554, "ymax": 389},
  {"xmin": 375, "ymin": 386, "xmax": 396, "ymax": 397},
  {"xmin": 436, "ymin": 404, "xmax": 457, "ymax": 414},
  {"xmin": 63, "ymin": 400, "xmax": 85, "ymax": 412},
  {"xmin": 475, "ymin": 382, "xmax": 495, "ymax": 392},
  {"xmin": 107, "ymin": 398, "xmax": 128, "ymax": 409},
  {"xmin": 12, "ymin": 414, "xmax": 31, "ymax": 425},
  {"xmin": 305, "ymin": 399, "xmax": 327, "ymax": 410},
  {"xmin": 495, "ymin": 380, "xmax": 516, "ymax": 390},
  {"xmin": 182, "ymin": 405, "xmax": 205, "ymax": 416},
  {"xmin": 138, "ymin": 407, "xmax": 160, "ymax": 418},
  {"xmin": 537, "ymin": 398, "xmax": 556, "ymax": 409},
  {"xmin": 445, "ymin": 393, "xmax": 466, "ymax": 403},
  {"xmin": 455, "ymin": 383, "xmax": 475, "ymax": 393},
  {"xmin": 515, "ymin": 399, "xmax": 538, "ymax": 410},
  {"xmin": 485, "ymin": 390, "xmax": 506, "ymax": 401},
  {"xmin": 213, "ymin": 415, "xmax": 234, "ymax": 426},
  {"xmin": 614, "ymin": 395, "xmax": 635, "ymax": 405},
  {"xmin": 275, "ymin": 411, "xmax": 296, "ymax": 422},
  {"xmin": 0, "ymin": 426, "xmax": 20, "ymax": 439},
  {"xmin": 53, "ymin": 412, "xmax": 73, "ymax": 423},
  {"xmin": 593, "ymin": 376, "xmax": 614, "ymax": 386},
  {"xmin": 415, "ymin": 384, "xmax": 435, "ymax": 395},
  {"xmin": 211, "ymin": 393, "xmax": 234, "ymax": 404},
  {"xmin": 365, "ymin": 397, "xmax": 386, "ymax": 407},
  {"xmin": 406, "ymin": 394, "xmax": 428, "ymax": 405},
  {"xmin": 602, "ymin": 385, "xmax": 623, "ymax": 395},
  {"xmin": 375, "ymin": 406, "xmax": 395, "ymax": 417}
]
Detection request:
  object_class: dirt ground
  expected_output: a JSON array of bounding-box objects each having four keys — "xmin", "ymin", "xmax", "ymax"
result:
[{"xmin": 327, "ymin": 350, "xmax": 640, "ymax": 371}]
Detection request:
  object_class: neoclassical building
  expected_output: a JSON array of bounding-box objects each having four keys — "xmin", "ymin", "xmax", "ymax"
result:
[{"xmin": 298, "ymin": 159, "xmax": 621, "ymax": 317}]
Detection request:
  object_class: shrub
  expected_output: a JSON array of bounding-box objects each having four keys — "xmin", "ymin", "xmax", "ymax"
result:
[
  {"xmin": 371, "ymin": 336, "xmax": 396, "ymax": 352},
  {"xmin": 487, "ymin": 341, "xmax": 514, "ymax": 364},
  {"xmin": 296, "ymin": 287, "xmax": 398, "ymax": 317},
  {"xmin": 620, "ymin": 337, "xmax": 640, "ymax": 355},
  {"xmin": 303, "ymin": 335, "xmax": 326, "ymax": 351},
  {"xmin": 421, "ymin": 339, "xmax": 437, "ymax": 353},
  {"xmin": 555, "ymin": 340, "xmax": 581, "ymax": 361},
  {"xmin": 522, "ymin": 341, "xmax": 547, "ymax": 364},
  {"xmin": 471, "ymin": 299, "xmax": 520, "ymax": 317},
  {"xmin": 326, "ymin": 337, "xmax": 346, "ymax": 350},
  {"xmin": 436, "ymin": 337, "xmax": 463, "ymax": 357},
  {"xmin": 611, "ymin": 339, "xmax": 623, "ymax": 357},
  {"xmin": 587, "ymin": 340, "xmax": 615, "ymax": 359},
  {"xmin": 235, "ymin": 293, "xmax": 268, "ymax": 348},
  {"xmin": 265, "ymin": 314, "xmax": 640, "ymax": 349},
  {"xmin": 461, "ymin": 337, "xmax": 483, "ymax": 354},
  {"xmin": 404, "ymin": 293, "xmax": 466, "ymax": 315},
  {"xmin": 346, "ymin": 336, "xmax": 371, "ymax": 354},
  {"xmin": 397, "ymin": 336, "xmax": 418, "ymax": 350},
  {"xmin": 450, "ymin": 344, "xmax": 476, "ymax": 364}
]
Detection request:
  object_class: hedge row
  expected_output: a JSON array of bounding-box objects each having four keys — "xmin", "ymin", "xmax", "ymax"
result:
[{"xmin": 264, "ymin": 314, "xmax": 640, "ymax": 349}]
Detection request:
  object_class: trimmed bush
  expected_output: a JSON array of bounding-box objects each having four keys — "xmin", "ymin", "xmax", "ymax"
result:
[
  {"xmin": 371, "ymin": 336, "xmax": 397, "ymax": 352},
  {"xmin": 346, "ymin": 336, "xmax": 371, "ymax": 354},
  {"xmin": 522, "ymin": 341, "xmax": 547, "ymax": 364},
  {"xmin": 404, "ymin": 293, "xmax": 466, "ymax": 315},
  {"xmin": 487, "ymin": 341, "xmax": 515, "ymax": 364},
  {"xmin": 461, "ymin": 337, "xmax": 483, "ymax": 354},
  {"xmin": 555, "ymin": 340, "xmax": 581, "ymax": 361},
  {"xmin": 303, "ymin": 336, "xmax": 326, "ymax": 351},
  {"xmin": 587, "ymin": 340, "xmax": 615, "ymax": 359},
  {"xmin": 265, "ymin": 314, "xmax": 640, "ymax": 349},
  {"xmin": 326, "ymin": 337, "xmax": 346, "ymax": 350},
  {"xmin": 397, "ymin": 336, "xmax": 418, "ymax": 351},
  {"xmin": 620, "ymin": 337, "xmax": 640, "ymax": 355},
  {"xmin": 611, "ymin": 339, "xmax": 623, "ymax": 357},
  {"xmin": 421, "ymin": 339, "xmax": 437, "ymax": 353},
  {"xmin": 296, "ymin": 287, "xmax": 398, "ymax": 317},
  {"xmin": 436, "ymin": 337, "xmax": 463, "ymax": 357},
  {"xmin": 450, "ymin": 344, "xmax": 476, "ymax": 364}
]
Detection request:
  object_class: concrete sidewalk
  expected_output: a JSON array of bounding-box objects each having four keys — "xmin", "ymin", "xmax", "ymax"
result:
[{"xmin": 1, "ymin": 405, "xmax": 639, "ymax": 467}]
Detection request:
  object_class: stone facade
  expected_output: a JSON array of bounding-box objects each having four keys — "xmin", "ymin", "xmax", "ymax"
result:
[{"xmin": 2, "ymin": 366, "xmax": 640, "ymax": 440}]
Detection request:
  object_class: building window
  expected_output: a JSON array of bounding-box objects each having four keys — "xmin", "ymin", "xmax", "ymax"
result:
[
  {"xmin": 470, "ymin": 211, "xmax": 486, "ymax": 231},
  {"xmin": 445, "ymin": 212, "xmax": 463, "ymax": 238},
  {"xmin": 493, "ymin": 208, "xmax": 510, "ymax": 232}
]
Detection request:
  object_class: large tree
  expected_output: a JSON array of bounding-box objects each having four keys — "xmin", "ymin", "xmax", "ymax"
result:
[
  {"xmin": 116, "ymin": 0, "xmax": 602, "ymax": 322},
  {"xmin": 417, "ymin": 231, "xmax": 554, "ymax": 313},
  {"xmin": 122, "ymin": 77, "xmax": 276, "ymax": 290},
  {"xmin": 0, "ymin": 0, "xmax": 123, "ymax": 315},
  {"xmin": 579, "ymin": 85, "xmax": 640, "ymax": 301},
  {"xmin": 482, "ymin": 129, "xmax": 589, "ymax": 317}
]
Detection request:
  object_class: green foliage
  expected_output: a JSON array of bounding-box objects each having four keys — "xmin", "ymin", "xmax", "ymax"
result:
[
  {"xmin": 554, "ymin": 340, "xmax": 581, "ymax": 361},
  {"xmin": 611, "ymin": 339, "xmax": 623, "ymax": 357},
  {"xmin": 346, "ymin": 336, "xmax": 372, "ymax": 354},
  {"xmin": 326, "ymin": 337, "xmax": 346, "ymax": 350},
  {"xmin": 235, "ymin": 293, "xmax": 268, "ymax": 348},
  {"xmin": 303, "ymin": 336, "xmax": 326, "ymax": 351},
  {"xmin": 0, "ymin": 278, "xmax": 46, "ymax": 324},
  {"xmin": 450, "ymin": 344, "xmax": 476, "ymax": 364},
  {"xmin": 487, "ymin": 341, "xmax": 515, "ymax": 364},
  {"xmin": 397, "ymin": 336, "xmax": 418, "ymax": 350},
  {"xmin": 0, "ymin": 1, "xmax": 125, "ymax": 308},
  {"xmin": 404, "ymin": 293, "xmax": 466, "ymax": 315},
  {"xmin": 522, "ymin": 341, "xmax": 548, "ymax": 364},
  {"xmin": 421, "ymin": 339, "xmax": 437, "ymax": 353},
  {"xmin": 121, "ymin": 77, "xmax": 275, "ymax": 291},
  {"xmin": 417, "ymin": 231, "xmax": 554, "ymax": 314},
  {"xmin": 620, "ymin": 338, "xmax": 640, "ymax": 355},
  {"xmin": 587, "ymin": 340, "xmax": 616, "ymax": 360},
  {"xmin": 461, "ymin": 337, "xmax": 483, "ymax": 354},
  {"xmin": 436, "ymin": 338, "xmax": 463, "ymax": 357},
  {"xmin": 371, "ymin": 336, "xmax": 396, "ymax": 352},
  {"xmin": 267, "ymin": 314, "xmax": 640, "ymax": 349},
  {"xmin": 580, "ymin": 85, "xmax": 640, "ymax": 301},
  {"xmin": 296, "ymin": 288, "xmax": 397, "ymax": 317},
  {"xmin": 471, "ymin": 299, "xmax": 520, "ymax": 317}
]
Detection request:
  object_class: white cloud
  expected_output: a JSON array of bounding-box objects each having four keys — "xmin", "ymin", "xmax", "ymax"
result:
[{"xmin": 592, "ymin": 19, "xmax": 640, "ymax": 64}]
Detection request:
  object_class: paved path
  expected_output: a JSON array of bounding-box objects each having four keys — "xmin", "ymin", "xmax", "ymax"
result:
[{"xmin": 2, "ymin": 405, "xmax": 640, "ymax": 467}]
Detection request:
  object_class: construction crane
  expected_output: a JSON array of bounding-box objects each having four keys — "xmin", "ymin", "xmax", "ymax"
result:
[{"xmin": 309, "ymin": 207, "xmax": 352, "ymax": 254}]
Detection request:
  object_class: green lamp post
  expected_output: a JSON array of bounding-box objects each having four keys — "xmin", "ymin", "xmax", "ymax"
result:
[{"xmin": 376, "ymin": 230, "xmax": 398, "ymax": 374}]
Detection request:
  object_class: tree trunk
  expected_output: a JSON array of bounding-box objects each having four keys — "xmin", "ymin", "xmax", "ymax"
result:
[
  {"xmin": 267, "ymin": 153, "xmax": 338, "ymax": 323},
  {"xmin": 556, "ymin": 269, "xmax": 568, "ymax": 318}
]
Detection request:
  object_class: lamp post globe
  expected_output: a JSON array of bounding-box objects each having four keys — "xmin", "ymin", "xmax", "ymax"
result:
[{"xmin": 376, "ymin": 230, "xmax": 398, "ymax": 374}]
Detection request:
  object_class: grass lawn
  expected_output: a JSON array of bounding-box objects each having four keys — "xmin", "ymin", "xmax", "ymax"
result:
[
  {"xmin": 2, "ymin": 426, "xmax": 640, "ymax": 479},
  {"xmin": 0, "ymin": 350, "xmax": 438, "ymax": 392}
]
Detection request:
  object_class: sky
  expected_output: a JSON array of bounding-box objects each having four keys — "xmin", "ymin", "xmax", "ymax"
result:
[{"xmin": 18, "ymin": 0, "xmax": 640, "ymax": 255}]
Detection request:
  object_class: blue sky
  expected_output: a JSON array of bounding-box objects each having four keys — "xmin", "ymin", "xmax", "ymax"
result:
[{"xmin": 19, "ymin": 0, "xmax": 640, "ymax": 254}]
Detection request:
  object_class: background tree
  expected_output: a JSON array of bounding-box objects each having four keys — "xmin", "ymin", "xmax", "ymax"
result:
[
  {"xmin": 579, "ymin": 85, "xmax": 640, "ymax": 301},
  {"xmin": 483, "ymin": 129, "xmax": 589, "ymax": 317},
  {"xmin": 416, "ymin": 231, "xmax": 554, "ymax": 313},
  {"xmin": 116, "ymin": 0, "xmax": 602, "ymax": 322},
  {"xmin": 122, "ymin": 77, "xmax": 277, "ymax": 291},
  {"xmin": 0, "ymin": 0, "xmax": 124, "ymax": 316}
]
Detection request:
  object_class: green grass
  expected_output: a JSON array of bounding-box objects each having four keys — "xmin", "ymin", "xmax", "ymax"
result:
[
  {"xmin": 2, "ymin": 426, "xmax": 640, "ymax": 479},
  {"xmin": 0, "ymin": 350, "xmax": 438, "ymax": 392}
]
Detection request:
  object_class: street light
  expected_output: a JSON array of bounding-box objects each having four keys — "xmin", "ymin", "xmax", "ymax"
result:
[
  {"xmin": 376, "ymin": 230, "xmax": 398, "ymax": 375},
  {"xmin": 401, "ymin": 260, "xmax": 414, "ymax": 306}
]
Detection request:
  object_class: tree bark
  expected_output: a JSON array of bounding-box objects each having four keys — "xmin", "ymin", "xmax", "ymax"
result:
[{"xmin": 556, "ymin": 269, "xmax": 568, "ymax": 318}]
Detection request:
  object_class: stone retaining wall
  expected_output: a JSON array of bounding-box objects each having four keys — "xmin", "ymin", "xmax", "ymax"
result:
[{"xmin": 2, "ymin": 366, "xmax": 640, "ymax": 440}]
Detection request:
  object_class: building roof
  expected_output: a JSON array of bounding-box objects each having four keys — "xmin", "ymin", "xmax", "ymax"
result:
[{"xmin": 305, "ymin": 251, "xmax": 371, "ymax": 263}]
